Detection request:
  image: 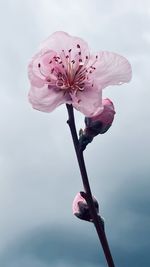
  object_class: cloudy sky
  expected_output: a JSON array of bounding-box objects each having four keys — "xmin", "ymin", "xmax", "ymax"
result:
[{"xmin": 0, "ymin": 0, "xmax": 150, "ymax": 266}]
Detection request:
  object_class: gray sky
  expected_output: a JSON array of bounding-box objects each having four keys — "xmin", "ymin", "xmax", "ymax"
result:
[{"xmin": 0, "ymin": 0, "xmax": 150, "ymax": 266}]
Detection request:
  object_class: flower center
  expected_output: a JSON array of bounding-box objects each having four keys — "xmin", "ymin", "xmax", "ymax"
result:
[{"xmin": 38, "ymin": 44, "xmax": 98, "ymax": 93}]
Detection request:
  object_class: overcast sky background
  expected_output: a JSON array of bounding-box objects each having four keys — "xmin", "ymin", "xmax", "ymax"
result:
[{"xmin": 0, "ymin": 0, "xmax": 150, "ymax": 266}]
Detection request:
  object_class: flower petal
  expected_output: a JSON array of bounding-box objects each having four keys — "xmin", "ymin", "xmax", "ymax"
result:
[
  {"xmin": 28, "ymin": 50, "xmax": 57, "ymax": 88},
  {"xmin": 28, "ymin": 85, "xmax": 70, "ymax": 112},
  {"xmin": 88, "ymin": 51, "xmax": 132, "ymax": 89},
  {"xmin": 39, "ymin": 31, "xmax": 90, "ymax": 60},
  {"xmin": 71, "ymin": 85, "xmax": 103, "ymax": 117}
]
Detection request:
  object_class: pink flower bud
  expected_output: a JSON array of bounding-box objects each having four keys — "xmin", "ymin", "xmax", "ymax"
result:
[
  {"xmin": 79, "ymin": 99, "xmax": 115, "ymax": 150},
  {"xmin": 72, "ymin": 191, "xmax": 99, "ymax": 222},
  {"xmin": 85, "ymin": 98, "xmax": 116, "ymax": 135}
]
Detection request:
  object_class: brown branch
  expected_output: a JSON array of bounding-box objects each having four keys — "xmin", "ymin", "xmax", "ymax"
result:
[{"xmin": 66, "ymin": 104, "xmax": 116, "ymax": 267}]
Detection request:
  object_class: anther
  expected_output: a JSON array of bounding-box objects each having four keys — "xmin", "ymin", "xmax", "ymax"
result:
[
  {"xmin": 38, "ymin": 63, "xmax": 41, "ymax": 68},
  {"xmin": 58, "ymin": 72, "xmax": 62, "ymax": 78},
  {"xmin": 77, "ymin": 44, "xmax": 80, "ymax": 48}
]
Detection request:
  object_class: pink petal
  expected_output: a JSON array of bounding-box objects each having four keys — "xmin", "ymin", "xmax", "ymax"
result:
[
  {"xmin": 88, "ymin": 98, "xmax": 115, "ymax": 123},
  {"xmin": 88, "ymin": 51, "xmax": 132, "ymax": 89},
  {"xmin": 72, "ymin": 192, "xmax": 86, "ymax": 215},
  {"xmin": 84, "ymin": 98, "xmax": 116, "ymax": 135},
  {"xmin": 71, "ymin": 85, "xmax": 103, "ymax": 117},
  {"xmin": 28, "ymin": 85, "xmax": 70, "ymax": 112},
  {"xmin": 28, "ymin": 50, "xmax": 57, "ymax": 87},
  {"xmin": 39, "ymin": 31, "xmax": 89, "ymax": 61},
  {"xmin": 98, "ymin": 98, "xmax": 115, "ymax": 124},
  {"xmin": 72, "ymin": 191, "xmax": 99, "ymax": 222}
]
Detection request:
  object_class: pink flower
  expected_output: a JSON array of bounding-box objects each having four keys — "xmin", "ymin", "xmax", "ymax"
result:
[
  {"xmin": 85, "ymin": 98, "xmax": 116, "ymax": 135},
  {"xmin": 28, "ymin": 31, "xmax": 132, "ymax": 117},
  {"xmin": 72, "ymin": 191, "xmax": 99, "ymax": 222}
]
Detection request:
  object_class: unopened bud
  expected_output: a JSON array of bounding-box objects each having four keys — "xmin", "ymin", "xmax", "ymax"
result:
[
  {"xmin": 72, "ymin": 191, "xmax": 99, "ymax": 222},
  {"xmin": 85, "ymin": 98, "xmax": 115, "ymax": 135},
  {"xmin": 79, "ymin": 99, "xmax": 115, "ymax": 150}
]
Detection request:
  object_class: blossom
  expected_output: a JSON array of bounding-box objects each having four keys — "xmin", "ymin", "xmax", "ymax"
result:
[
  {"xmin": 28, "ymin": 31, "xmax": 132, "ymax": 117},
  {"xmin": 72, "ymin": 191, "xmax": 99, "ymax": 222}
]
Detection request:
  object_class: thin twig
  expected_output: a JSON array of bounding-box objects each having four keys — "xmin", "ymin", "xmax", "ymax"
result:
[{"xmin": 66, "ymin": 103, "xmax": 116, "ymax": 267}]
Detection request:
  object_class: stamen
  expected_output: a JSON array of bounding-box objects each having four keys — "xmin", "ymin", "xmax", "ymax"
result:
[
  {"xmin": 76, "ymin": 44, "xmax": 83, "ymax": 62},
  {"xmin": 75, "ymin": 65, "xmax": 84, "ymax": 75},
  {"xmin": 40, "ymin": 46, "xmax": 94, "ymax": 93},
  {"xmin": 38, "ymin": 63, "xmax": 47, "ymax": 78},
  {"xmin": 60, "ymin": 49, "xmax": 70, "ymax": 69},
  {"xmin": 46, "ymin": 78, "xmax": 51, "ymax": 82},
  {"xmin": 57, "ymin": 80, "xmax": 64, "ymax": 87},
  {"xmin": 86, "ymin": 56, "xmax": 98, "ymax": 73}
]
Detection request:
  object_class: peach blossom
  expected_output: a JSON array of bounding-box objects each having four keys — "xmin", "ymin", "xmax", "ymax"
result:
[{"xmin": 28, "ymin": 31, "xmax": 132, "ymax": 117}]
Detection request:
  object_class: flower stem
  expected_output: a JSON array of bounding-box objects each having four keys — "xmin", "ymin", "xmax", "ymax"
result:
[{"xmin": 66, "ymin": 104, "xmax": 116, "ymax": 267}]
